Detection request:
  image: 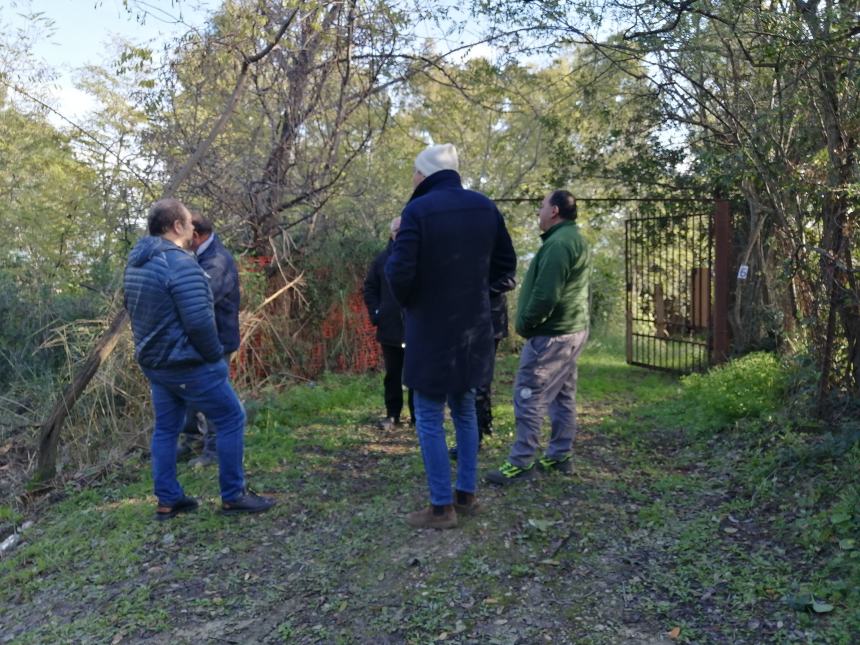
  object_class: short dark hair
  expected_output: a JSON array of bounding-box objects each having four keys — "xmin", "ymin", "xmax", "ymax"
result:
[
  {"xmin": 148, "ymin": 199, "xmax": 189, "ymax": 236},
  {"xmin": 549, "ymin": 190, "xmax": 577, "ymax": 221},
  {"xmin": 190, "ymin": 213, "xmax": 214, "ymax": 235}
]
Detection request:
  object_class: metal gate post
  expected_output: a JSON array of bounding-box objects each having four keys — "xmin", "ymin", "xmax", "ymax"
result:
[
  {"xmin": 625, "ymin": 220, "xmax": 633, "ymax": 364},
  {"xmin": 712, "ymin": 200, "xmax": 731, "ymax": 364}
]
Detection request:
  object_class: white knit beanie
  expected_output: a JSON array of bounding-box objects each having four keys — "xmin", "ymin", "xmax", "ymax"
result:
[{"xmin": 414, "ymin": 143, "xmax": 459, "ymax": 177}]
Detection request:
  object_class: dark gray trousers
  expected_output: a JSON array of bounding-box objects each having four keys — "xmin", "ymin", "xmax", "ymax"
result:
[{"xmin": 508, "ymin": 330, "xmax": 589, "ymax": 467}]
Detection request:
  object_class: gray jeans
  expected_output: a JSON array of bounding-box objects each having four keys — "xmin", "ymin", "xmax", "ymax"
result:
[{"xmin": 509, "ymin": 329, "xmax": 589, "ymax": 467}]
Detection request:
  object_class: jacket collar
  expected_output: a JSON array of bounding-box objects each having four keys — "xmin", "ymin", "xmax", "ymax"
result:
[
  {"xmin": 195, "ymin": 233, "xmax": 217, "ymax": 258},
  {"xmin": 408, "ymin": 169, "xmax": 462, "ymax": 203},
  {"xmin": 540, "ymin": 219, "xmax": 576, "ymax": 242}
]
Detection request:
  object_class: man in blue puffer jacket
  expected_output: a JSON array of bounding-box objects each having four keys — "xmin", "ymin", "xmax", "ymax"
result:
[{"xmin": 124, "ymin": 198, "xmax": 274, "ymax": 520}]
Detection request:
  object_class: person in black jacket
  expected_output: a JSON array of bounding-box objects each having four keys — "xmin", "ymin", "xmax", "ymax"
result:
[
  {"xmin": 178, "ymin": 213, "xmax": 242, "ymax": 466},
  {"xmin": 363, "ymin": 217, "xmax": 414, "ymax": 429},
  {"xmin": 482, "ymin": 273, "xmax": 517, "ymax": 429},
  {"xmin": 450, "ymin": 271, "xmax": 516, "ymax": 459}
]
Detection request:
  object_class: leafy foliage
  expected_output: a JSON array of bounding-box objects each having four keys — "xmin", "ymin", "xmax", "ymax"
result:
[{"xmin": 681, "ymin": 352, "xmax": 789, "ymax": 432}]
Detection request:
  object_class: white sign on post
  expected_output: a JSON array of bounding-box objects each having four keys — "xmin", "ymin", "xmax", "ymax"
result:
[{"xmin": 737, "ymin": 264, "xmax": 749, "ymax": 280}]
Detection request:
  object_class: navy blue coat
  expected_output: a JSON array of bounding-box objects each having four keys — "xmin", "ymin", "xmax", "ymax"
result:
[
  {"xmin": 362, "ymin": 240, "xmax": 405, "ymax": 346},
  {"xmin": 124, "ymin": 236, "xmax": 223, "ymax": 369},
  {"xmin": 196, "ymin": 234, "xmax": 241, "ymax": 354},
  {"xmin": 385, "ymin": 170, "xmax": 517, "ymax": 396}
]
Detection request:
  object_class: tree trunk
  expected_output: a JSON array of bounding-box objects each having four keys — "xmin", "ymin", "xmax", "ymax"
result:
[{"xmin": 33, "ymin": 310, "xmax": 129, "ymax": 483}]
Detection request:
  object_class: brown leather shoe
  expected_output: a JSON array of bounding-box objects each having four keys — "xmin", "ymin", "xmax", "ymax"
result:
[
  {"xmin": 454, "ymin": 490, "xmax": 480, "ymax": 517},
  {"xmin": 406, "ymin": 504, "xmax": 457, "ymax": 529}
]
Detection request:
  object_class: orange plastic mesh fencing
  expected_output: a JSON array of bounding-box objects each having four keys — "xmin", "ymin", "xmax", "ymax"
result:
[
  {"xmin": 307, "ymin": 286, "xmax": 382, "ymax": 377},
  {"xmin": 231, "ymin": 257, "xmax": 381, "ymax": 385}
]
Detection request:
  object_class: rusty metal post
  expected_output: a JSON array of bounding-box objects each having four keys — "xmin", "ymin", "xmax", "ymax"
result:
[
  {"xmin": 625, "ymin": 219, "xmax": 633, "ymax": 364},
  {"xmin": 712, "ymin": 200, "xmax": 731, "ymax": 364}
]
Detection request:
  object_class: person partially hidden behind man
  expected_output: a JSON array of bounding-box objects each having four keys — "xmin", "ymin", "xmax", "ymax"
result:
[
  {"xmin": 363, "ymin": 216, "xmax": 414, "ymax": 430},
  {"xmin": 177, "ymin": 212, "xmax": 241, "ymax": 467},
  {"xmin": 386, "ymin": 143, "xmax": 517, "ymax": 529},
  {"xmin": 449, "ymin": 267, "xmax": 515, "ymax": 459},
  {"xmin": 486, "ymin": 189, "xmax": 591, "ymax": 485},
  {"xmin": 124, "ymin": 198, "xmax": 275, "ymax": 519}
]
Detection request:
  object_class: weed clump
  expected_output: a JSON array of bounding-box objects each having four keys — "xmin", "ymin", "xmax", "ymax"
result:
[{"xmin": 680, "ymin": 351, "xmax": 788, "ymax": 432}]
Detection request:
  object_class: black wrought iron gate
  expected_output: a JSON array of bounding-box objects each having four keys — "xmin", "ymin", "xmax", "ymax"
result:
[{"xmin": 624, "ymin": 202, "xmax": 730, "ymax": 372}]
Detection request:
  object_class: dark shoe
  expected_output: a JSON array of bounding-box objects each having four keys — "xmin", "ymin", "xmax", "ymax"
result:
[
  {"xmin": 188, "ymin": 452, "xmax": 218, "ymax": 468},
  {"xmin": 485, "ymin": 461, "xmax": 536, "ymax": 486},
  {"xmin": 537, "ymin": 454, "xmax": 573, "ymax": 474},
  {"xmin": 155, "ymin": 495, "xmax": 199, "ymax": 521},
  {"xmin": 221, "ymin": 490, "xmax": 276, "ymax": 515},
  {"xmin": 406, "ymin": 504, "xmax": 457, "ymax": 529},
  {"xmin": 454, "ymin": 490, "xmax": 480, "ymax": 517}
]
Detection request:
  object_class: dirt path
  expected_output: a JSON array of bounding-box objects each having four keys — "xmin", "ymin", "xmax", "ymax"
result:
[{"xmin": 0, "ymin": 355, "xmax": 823, "ymax": 643}]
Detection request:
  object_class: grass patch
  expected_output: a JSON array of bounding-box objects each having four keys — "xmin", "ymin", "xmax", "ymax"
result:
[
  {"xmin": 1, "ymin": 339, "xmax": 858, "ymax": 643},
  {"xmin": 681, "ymin": 351, "xmax": 789, "ymax": 432}
]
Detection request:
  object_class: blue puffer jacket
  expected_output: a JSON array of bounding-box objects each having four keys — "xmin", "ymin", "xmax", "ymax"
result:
[
  {"xmin": 124, "ymin": 236, "xmax": 224, "ymax": 369},
  {"xmin": 197, "ymin": 234, "xmax": 241, "ymax": 354}
]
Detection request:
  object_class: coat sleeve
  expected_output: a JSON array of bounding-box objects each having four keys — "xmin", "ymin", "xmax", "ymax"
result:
[
  {"xmin": 490, "ymin": 272, "xmax": 516, "ymax": 297},
  {"xmin": 517, "ymin": 242, "xmax": 573, "ymax": 331},
  {"xmin": 384, "ymin": 209, "xmax": 419, "ymax": 307},
  {"xmin": 489, "ymin": 209, "xmax": 517, "ymax": 296},
  {"xmin": 170, "ymin": 257, "xmax": 224, "ymax": 362},
  {"xmin": 362, "ymin": 253, "xmax": 382, "ymax": 325}
]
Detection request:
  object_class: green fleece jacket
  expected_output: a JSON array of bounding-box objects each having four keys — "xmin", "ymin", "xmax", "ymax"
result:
[{"xmin": 515, "ymin": 220, "xmax": 591, "ymax": 338}]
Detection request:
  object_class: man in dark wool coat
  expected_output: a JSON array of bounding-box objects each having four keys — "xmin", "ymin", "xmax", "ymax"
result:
[
  {"xmin": 385, "ymin": 143, "xmax": 517, "ymax": 529},
  {"xmin": 177, "ymin": 213, "xmax": 242, "ymax": 467}
]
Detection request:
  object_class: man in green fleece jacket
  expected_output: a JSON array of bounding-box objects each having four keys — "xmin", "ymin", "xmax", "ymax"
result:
[{"xmin": 486, "ymin": 189, "xmax": 591, "ymax": 485}]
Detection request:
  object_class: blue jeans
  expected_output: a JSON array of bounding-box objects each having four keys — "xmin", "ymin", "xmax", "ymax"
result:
[
  {"xmin": 414, "ymin": 390, "xmax": 478, "ymax": 506},
  {"xmin": 182, "ymin": 352, "xmax": 233, "ymax": 458},
  {"xmin": 143, "ymin": 360, "xmax": 246, "ymax": 505}
]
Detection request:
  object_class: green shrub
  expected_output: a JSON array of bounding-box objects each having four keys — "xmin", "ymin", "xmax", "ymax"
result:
[
  {"xmin": 0, "ymin": 269, "xmax": 106, "ymax": 389},
  {"xmin": 680, "ymin": 352, "xmax": 789, "ymax": 432}
]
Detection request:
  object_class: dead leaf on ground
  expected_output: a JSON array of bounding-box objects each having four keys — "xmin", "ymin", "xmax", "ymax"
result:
[{"xmin": 668, "ymin": 626, "xmax": 681, "ymax": 639}]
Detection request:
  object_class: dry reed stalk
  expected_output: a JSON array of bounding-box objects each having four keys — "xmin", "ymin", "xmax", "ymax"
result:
[{"xmin": 232, "ymin": 269, "xmax": 306, "ymax": 391}]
